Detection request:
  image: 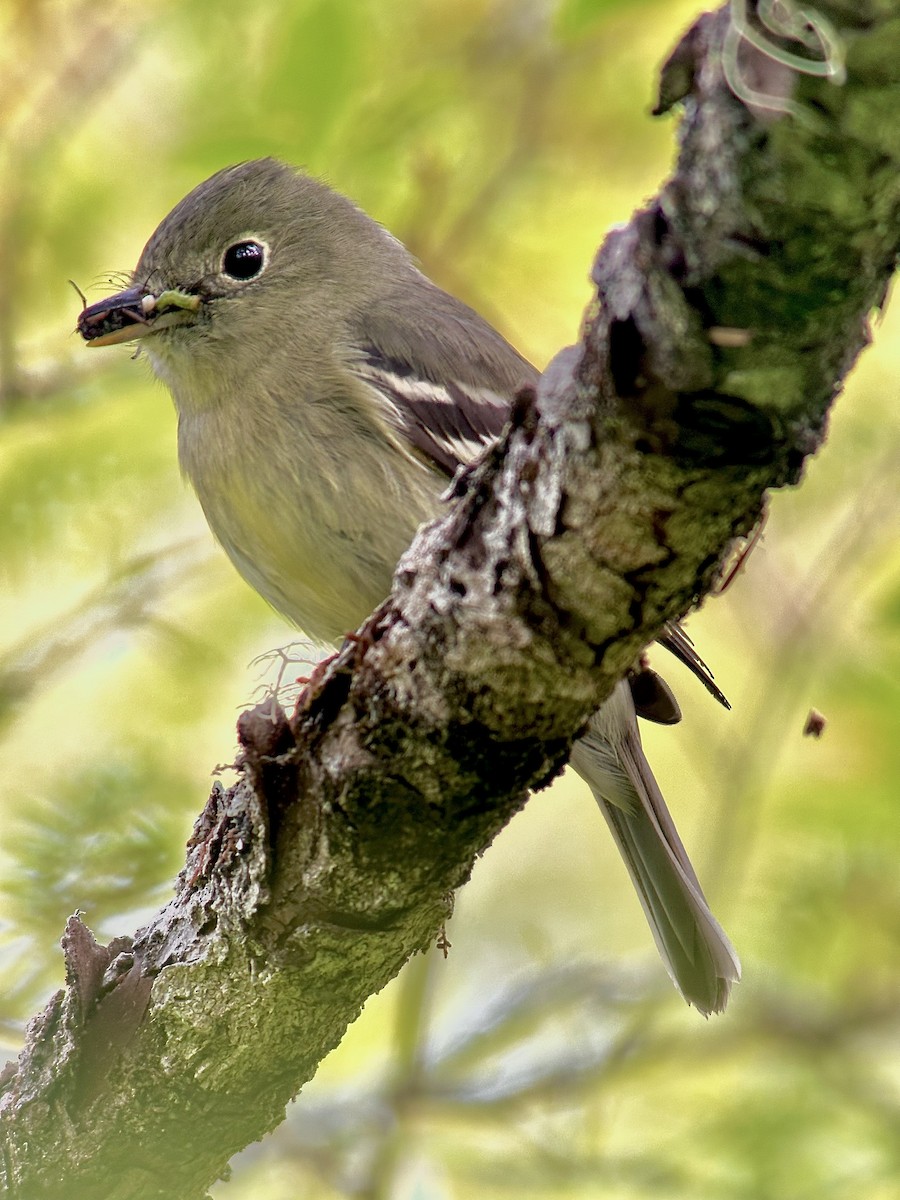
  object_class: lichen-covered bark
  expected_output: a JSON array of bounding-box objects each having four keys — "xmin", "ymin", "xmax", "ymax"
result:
[{"xmin": 2, "ymin": 4, "xmax": 898, "ymax": 1197}]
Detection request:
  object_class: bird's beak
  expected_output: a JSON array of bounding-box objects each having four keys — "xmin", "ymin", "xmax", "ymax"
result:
[{"xmin": 77, "ymin": 284, "xmax": 201, "ymax": 348}]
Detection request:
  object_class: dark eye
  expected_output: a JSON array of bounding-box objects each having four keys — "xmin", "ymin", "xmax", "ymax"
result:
[{"xmin": 222, "ymin": 240, "xmax": 266, "ymax": 280}]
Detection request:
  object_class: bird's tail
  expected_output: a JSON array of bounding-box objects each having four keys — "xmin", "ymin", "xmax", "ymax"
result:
[{"xmin": 570, "ymin": 687, "xmax": 740, "ymax": 1016}]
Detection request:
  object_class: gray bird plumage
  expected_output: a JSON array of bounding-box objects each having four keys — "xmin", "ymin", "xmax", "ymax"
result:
[{"xmin": 79, "ymin": 158, "xmax": 739, "ymax": 1014}]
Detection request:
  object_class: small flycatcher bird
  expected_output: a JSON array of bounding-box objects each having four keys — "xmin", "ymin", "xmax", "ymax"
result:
[{"xmin": 78, "ymin": 158, "xmax": 739, "ymax": 1014}]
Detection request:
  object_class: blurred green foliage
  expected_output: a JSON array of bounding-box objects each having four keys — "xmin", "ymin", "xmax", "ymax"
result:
[{"xmin": 2, "ymin": 0, "xmax": 900, "ymax": 1196}]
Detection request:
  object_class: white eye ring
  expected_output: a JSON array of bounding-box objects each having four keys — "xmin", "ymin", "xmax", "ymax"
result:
[{"xmin": 220, "ymin": 237, "xmax": 269, "ymax": 281}]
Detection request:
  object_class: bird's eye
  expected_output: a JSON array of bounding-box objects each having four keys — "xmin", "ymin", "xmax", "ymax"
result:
[{"xmin": 221, "ymin": 240, "xmax": 267, "ymax": 280}]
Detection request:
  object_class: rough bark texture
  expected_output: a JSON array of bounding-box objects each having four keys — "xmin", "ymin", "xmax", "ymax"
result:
[{"xmin": 3, "ymin": 4, "xmax": 899, "ymax": 1197}]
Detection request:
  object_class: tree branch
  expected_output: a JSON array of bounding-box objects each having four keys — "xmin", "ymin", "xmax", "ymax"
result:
[{"xmin": 3, "ymin": 4, "xmax": 898, "ymax": 1197}]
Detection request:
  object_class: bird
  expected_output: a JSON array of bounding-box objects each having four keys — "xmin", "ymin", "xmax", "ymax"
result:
[{"xmin": 77, "ymin": 157, "xmax": 740, "ymax": 1014}]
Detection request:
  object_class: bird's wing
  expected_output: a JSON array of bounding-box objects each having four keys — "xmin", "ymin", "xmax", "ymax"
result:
[
  {"xmin": 349, "ymin": 276, "xmax": 539, "ymax": 477},
  {"xmin": 658, "ymin": 622, "xmax": 731, "ymax": 710}
]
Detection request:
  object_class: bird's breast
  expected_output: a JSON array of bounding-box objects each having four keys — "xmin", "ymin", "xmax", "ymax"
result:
[{"xmin": 176, "ymin": 387, "xmax": 442, "ymax": 644}]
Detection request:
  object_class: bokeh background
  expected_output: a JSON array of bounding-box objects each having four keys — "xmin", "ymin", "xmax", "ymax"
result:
[{"xmin": 2, "ymin": 0, "xmax": 900, "ymax": 1196}]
